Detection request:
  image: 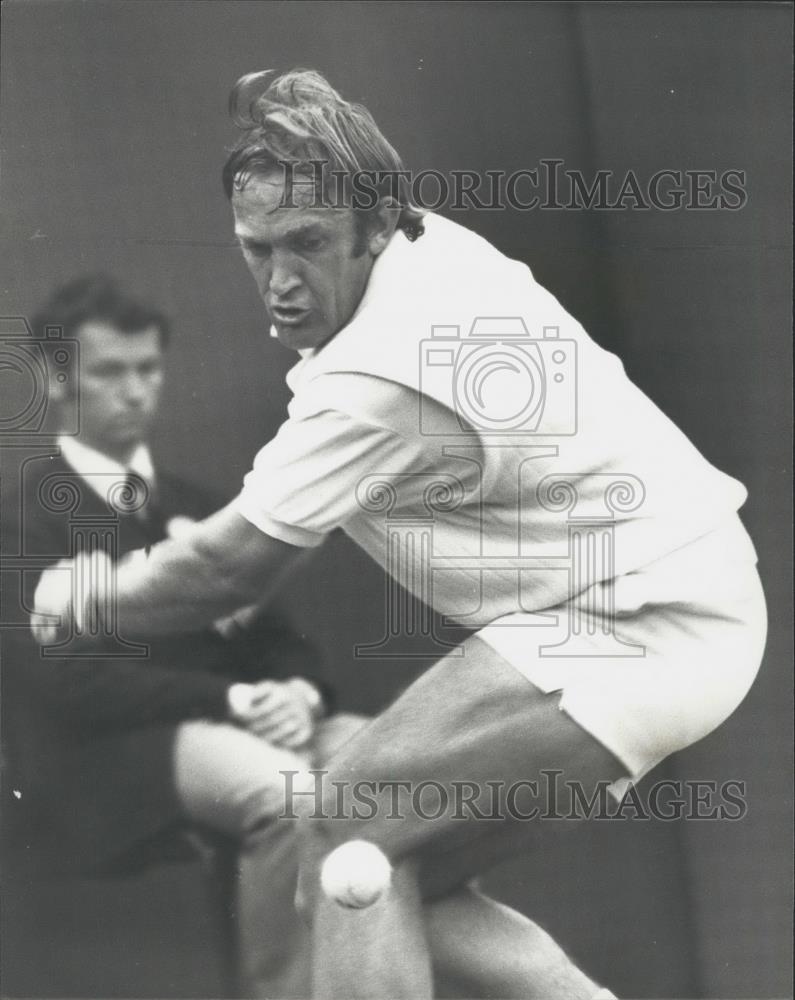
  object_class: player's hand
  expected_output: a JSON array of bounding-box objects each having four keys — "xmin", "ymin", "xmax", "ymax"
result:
[
  {"xmin": 31, "ymin": 558, "xmax": 74, "ymax": 644},
  {"xmin": 228, "ymin": 678, "xmax": 317, "ymax": 749},
  {"xmin": 31, "ymin": 549, "xmax": 114, "ymax": 645}
]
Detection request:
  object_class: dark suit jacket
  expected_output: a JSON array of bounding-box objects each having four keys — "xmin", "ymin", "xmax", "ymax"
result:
[{"xmin": 1, "ymin": 450, "xmax": 327, "ymax": 874}]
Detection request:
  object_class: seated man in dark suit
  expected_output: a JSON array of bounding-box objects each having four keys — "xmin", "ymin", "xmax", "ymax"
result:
[{"xmin": 1, "ymin": 274, "xmax": 363, "ymax": 997}]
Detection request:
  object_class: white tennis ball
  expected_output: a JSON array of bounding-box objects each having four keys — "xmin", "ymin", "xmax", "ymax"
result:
[{"xmin": 319, "ymin": 840, "xmax": 392, "ymax": 909}]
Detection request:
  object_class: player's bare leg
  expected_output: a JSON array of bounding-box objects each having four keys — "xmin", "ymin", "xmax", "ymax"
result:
[
  {"xmin": 428, "ymin": 885, "xmax": 601, "ymax": 999},
  {"xmin": 294, "ymin": 636, "xmax": 627, "ymax": 999}
]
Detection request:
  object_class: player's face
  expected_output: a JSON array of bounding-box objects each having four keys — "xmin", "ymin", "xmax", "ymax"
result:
[
  {"xmin": 71, "ymin": 322, "xmax": 164, "ymax": 457},
  {"xmin": 232, "ymin": 172, "xmax": 376, "ymax": 351}
]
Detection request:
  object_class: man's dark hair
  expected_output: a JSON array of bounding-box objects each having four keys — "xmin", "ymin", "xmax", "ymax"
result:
[
  {"xmin": 222, "ymin": 68, "xmax": 425, "ymax": 251},
  {"xmin": 31, "ymin": 274, "xmax": 170, "ymax": 347}
]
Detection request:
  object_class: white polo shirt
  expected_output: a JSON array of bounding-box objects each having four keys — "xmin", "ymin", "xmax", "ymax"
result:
[{"xmin": 236, "ymin": 212, "xmax": 750, "ymax": 618}]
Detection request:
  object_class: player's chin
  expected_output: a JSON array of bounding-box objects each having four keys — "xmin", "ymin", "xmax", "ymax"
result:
[{"xmin": 273, "ymin": 317, "xmax": 327, "ymax": 351}]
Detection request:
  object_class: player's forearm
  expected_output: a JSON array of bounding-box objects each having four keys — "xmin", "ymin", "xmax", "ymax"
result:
[
  {"xmin": 113, "ymin": 531, "xmax": 259, "ymax": 635},
  {"xmin": 113, "ymin": 503, "xmax": 298, "ymax": 635},
  {"xmin": 31, "ymin": 501, "xmax": 300, "ymax": 642}
]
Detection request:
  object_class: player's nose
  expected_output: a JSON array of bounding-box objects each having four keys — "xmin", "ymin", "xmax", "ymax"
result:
[{"xmin": 268, "ymin": 253, "xmax": 302, "ymax": 298}]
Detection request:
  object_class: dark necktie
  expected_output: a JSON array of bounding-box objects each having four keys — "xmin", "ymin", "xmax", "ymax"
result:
[{"xmin": 118, "ymin": 472, "xmax": 166, "ymax": 543}]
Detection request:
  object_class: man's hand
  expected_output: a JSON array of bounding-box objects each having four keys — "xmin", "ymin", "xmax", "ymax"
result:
[{"xmin": 227, "ymin": 678, "xmax": 321, "ymax": 749}]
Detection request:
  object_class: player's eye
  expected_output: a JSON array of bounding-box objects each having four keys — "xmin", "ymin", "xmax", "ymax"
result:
[
  {"xmin": 297, "ymin": 234, "xmax": 324, "ymax": 252},
  {"xmin": 242, "ymin": 240, "xmax": 271, "ymax": 257}
]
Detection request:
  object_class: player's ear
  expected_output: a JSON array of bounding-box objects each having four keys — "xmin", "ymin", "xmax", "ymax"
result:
[{"xmin": 366, "ymin": 198, "xmax": 401, "ymax": 256}]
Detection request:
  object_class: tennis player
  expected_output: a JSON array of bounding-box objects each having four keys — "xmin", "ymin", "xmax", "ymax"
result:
[{"xmin": 33, "ymin": 69, "xmax": 766, "ymax": 999}]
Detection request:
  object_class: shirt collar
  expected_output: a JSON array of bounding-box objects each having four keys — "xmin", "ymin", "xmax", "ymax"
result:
[{"xmin": 57, "ymin": 435, "xmax": 155, "ymax": 501}]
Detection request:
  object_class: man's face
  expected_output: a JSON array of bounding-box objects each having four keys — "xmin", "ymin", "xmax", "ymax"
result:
[
  {"xmin": 232, "ymin": 171, "xmax": 376, "ymax": 351},
  {"xmin": 70, "ymin": 322, "xmax": 164, "ymax": 455}
]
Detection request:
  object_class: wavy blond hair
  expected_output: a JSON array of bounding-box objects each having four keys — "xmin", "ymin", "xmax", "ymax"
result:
[{"xmin": 222, "ymin": 69, "xmax": 425, "ymax": 242}]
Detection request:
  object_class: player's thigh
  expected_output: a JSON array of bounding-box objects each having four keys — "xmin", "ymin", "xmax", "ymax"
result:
[
  {"xmin": 309, "ymin": 635, "xmax": 629, "ymax": 861},
  {"xmin": 172, "ymin": 719, "xmax": 310, "ymax": 836},
  {"xmin": 311, "ymin": 711, "xmax": 370, "ymax": 766}
]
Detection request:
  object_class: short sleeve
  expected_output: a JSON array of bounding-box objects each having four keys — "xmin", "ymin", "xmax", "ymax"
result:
[{"xmin": 233, "ymin": 408, "xmax": 427, "ymax": 547}]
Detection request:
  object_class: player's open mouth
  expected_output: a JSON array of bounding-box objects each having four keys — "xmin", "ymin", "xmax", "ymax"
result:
[{"xmin": 271, "ymin": 305, "xmax": 310, "ymax": 326}]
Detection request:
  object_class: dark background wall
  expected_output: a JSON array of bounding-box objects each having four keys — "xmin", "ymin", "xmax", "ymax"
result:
[{"xmin": 1, "ymin": 2, "xmax": 791, "ymax": 997}]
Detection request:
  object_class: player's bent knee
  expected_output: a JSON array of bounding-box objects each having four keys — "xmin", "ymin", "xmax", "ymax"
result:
[{"xmin": 236, "ymin": 752, "xmax": 315, "ymax": 835}]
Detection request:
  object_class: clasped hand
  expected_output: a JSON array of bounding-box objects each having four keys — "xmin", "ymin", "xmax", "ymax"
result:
[{"xmin": 227, "ymin": 679, "xmax": 316, "ymax": 749}]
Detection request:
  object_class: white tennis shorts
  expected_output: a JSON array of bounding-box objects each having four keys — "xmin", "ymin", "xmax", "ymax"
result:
[{"xmin": 477, "ymin": 515, "xmax": 767, "ymax": 795}]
